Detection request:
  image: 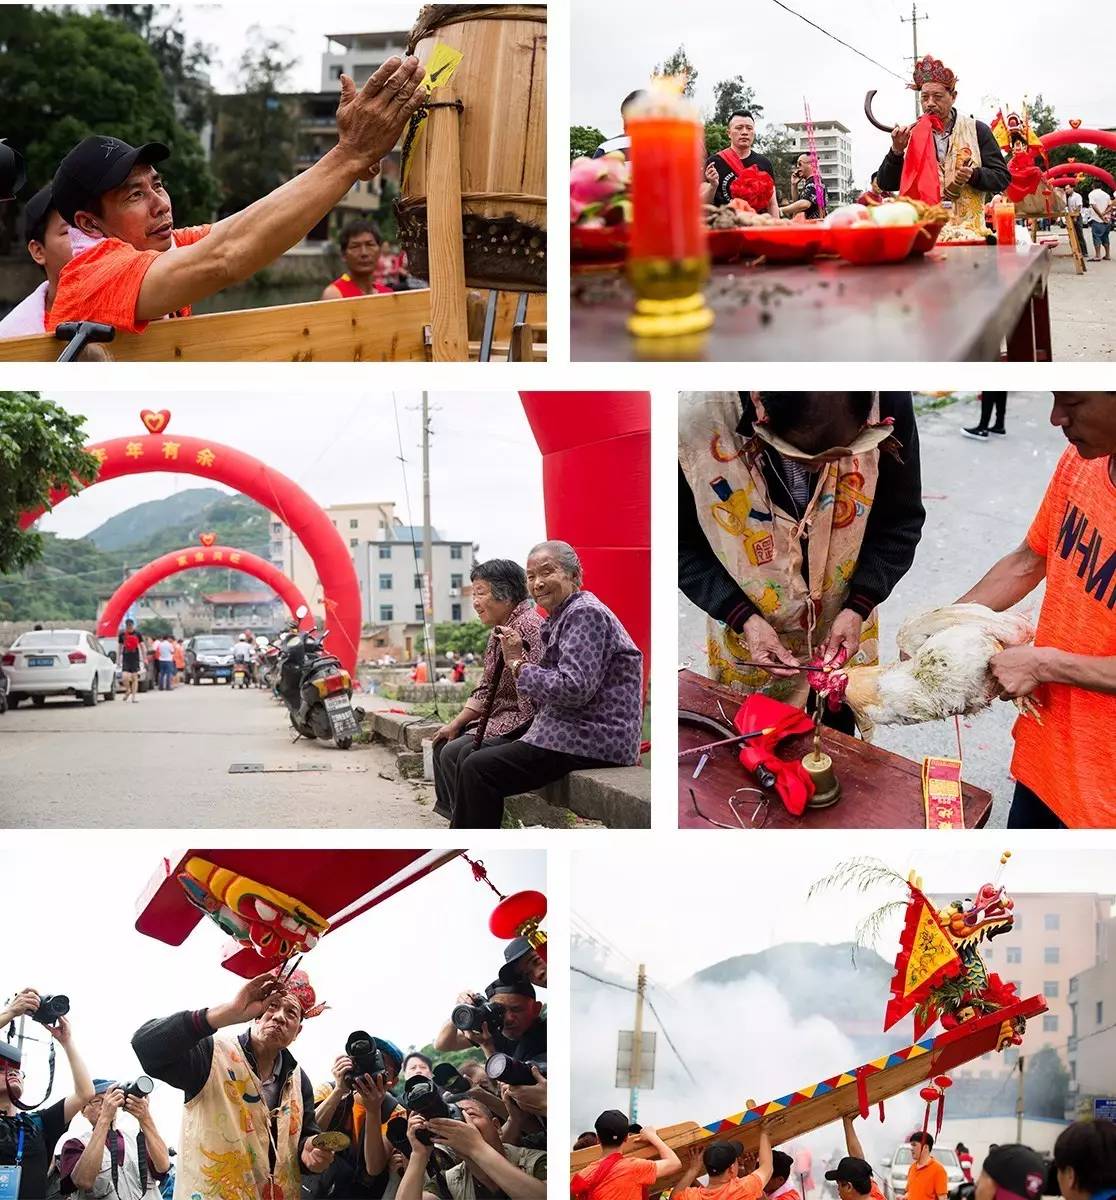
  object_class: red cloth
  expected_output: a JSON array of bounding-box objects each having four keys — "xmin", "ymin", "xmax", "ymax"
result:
[
  {"xmin": 733, "ymin": 693, "xmax": 815, "ymax": 816},
  {"xmin": 1005, "ymin": 150, "xmax": 1043, "ymax": 202},
  {"xmin": 899, "ymin": 115, "xmax": 944, "ymax": 203},
  {"xmin": 717, "ymin": 148, "xmax": 775, "ymax": 211},
  {"xmin": 329, "ymin": 273, "xmax": 392, "ymax": 297}
]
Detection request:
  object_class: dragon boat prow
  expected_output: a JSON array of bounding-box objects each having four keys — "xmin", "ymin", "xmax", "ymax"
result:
[{"xmin": 570, "ymin": 994, "xmax": 1047, "ymax": 1191}]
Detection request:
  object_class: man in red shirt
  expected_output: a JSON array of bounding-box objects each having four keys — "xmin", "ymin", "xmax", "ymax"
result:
[
  {"xmin": 46, "ymin": 54, "xmax": 425, "ymax": 336},
  {"xmin": 321, "ymin": 219, "xmax": 393, "ymax": 300},
  {"xmin": 571, "ymin": 1111, "xmax": 680, "ymax": 1199}
]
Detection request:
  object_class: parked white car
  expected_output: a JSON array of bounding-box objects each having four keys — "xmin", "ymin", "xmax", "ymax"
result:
[{"xmin": 2, "ymin": 630, "xmax": 117, "ymax": 707}]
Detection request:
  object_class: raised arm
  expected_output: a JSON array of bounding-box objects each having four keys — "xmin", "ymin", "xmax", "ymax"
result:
[
  {"xmin": 52, "ymin": 1017, "xmax": 95, "ymax": 1122},
  {"xmin": 135, "ymin": 58, "xmax": 426, "ymax": 320},
  {"xmin": 640, "ymin": 1125, "xmax": 683, "ymax": 1181},
  {"xmin": 843, "ymin": 1114, "xmax": 865, "ymax": 1160}
]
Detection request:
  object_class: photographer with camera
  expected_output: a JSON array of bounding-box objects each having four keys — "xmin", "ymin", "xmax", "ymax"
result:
[
  {"xmin": 311, "ymin": 1035, "xmax": 404, "ymax": 1197},
  {"xmin": 496, "ymin": 940, "xmax": 546, "ymax": 992},
  {"xmin": 131, "ymin": 968, "xmax": 333, "ymax": 1199},
  {"xmin": 59, "ymin": 1077, "xmax": 170, "ymax": 1198},
  {"xmin": 434, "ymin": 980, "xmax": 545, "ymax": 1068},
  {"xmin": 0, "ymin": 989, "xmax": 94, "ymax": 1199},
  {"xmin": 399, "ymin": 1098, "xmax": 546, "ymax": 1200}
]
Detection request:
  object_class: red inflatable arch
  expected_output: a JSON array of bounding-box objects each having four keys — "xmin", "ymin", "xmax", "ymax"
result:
[
  {"xmin": 1045, "ymin": 163, "xmax": 1116, "ymax": 190},
  {"xmin": 21, "ymin": 423, "xmax": 362, "ymax": 673},
  {"xmin": 518, "ymin": 392, "xmax": 650, "ymax": 680},
  {"xmin": 96, "ymin": 545, "xmax": 313, "ymax": 640},
  {"xmin": 1041, "ymin": 128, "xmax": 1116, "ymax": 154}
]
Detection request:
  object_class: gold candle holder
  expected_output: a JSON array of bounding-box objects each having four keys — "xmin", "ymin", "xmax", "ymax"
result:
[{"xmin": 802, "ymin": 750, "xmax": 841, "ymax": 808}]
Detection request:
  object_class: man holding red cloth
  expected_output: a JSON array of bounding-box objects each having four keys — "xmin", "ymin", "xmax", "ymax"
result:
[
  {"xmin": 875, "ymin": 56, "xmax": 1009, "ymax": 232},
  {"xmin": 701, "ymin": 112, "xmax": 781, "ymax": 217}
]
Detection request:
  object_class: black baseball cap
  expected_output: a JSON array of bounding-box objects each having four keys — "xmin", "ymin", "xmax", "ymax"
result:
[
  {"xmin": 23, "ymin": 184, "xmax": 56, "ymax": 243},
  {"xmin": 983, "ymin": 1144, "xmax": 1046, "ymax": 1200},
  {"xmin": 826, "ymin": 1157, "xmax": 874, "ymax": 1194},
  {"xmin": 52, "ymin": 135, "xmax": 170, "ymax": 224},
  {"xmin": 704, "ymin": 1142, "xmax": 742, "ymax": 1175},
  {"xmin": 498, "ymin": 937, "xmax": 533, "ymax": 985},
  {"xmin": 595, "ymin": 1109, "xmax": 637, "ymax": 1144}
]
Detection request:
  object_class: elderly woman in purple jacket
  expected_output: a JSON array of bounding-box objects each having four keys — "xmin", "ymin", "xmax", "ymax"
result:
[{"xmin": 450, "ymin": 540, "xmax": 644, "ymax": 828}]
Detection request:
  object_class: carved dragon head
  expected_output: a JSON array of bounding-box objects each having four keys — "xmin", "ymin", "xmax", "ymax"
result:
[{"xmin": 940, "ymin": 882, "xmax": 1015, "ymax": 948}]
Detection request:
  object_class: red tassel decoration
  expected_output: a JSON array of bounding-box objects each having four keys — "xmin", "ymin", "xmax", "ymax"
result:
[
  {"xmin": 856, "ymin": 1067, "xmax": 870, "ymax": 1119},
  {"xmin": 878, "ymin": 1102, "xmax": 885, "ymax": 1123}
]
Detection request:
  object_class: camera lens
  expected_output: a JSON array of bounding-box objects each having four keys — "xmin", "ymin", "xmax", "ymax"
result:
[{"xmin": 451, "ymin": 1003, "xmax": 477, "ymax": 1031}]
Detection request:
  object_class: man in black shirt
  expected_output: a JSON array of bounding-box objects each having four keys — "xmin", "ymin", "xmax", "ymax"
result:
[
  {"xmin": 0, "ymin": 989, "xmax": 94, "ymax": 1199},
  {"xmin": 117, "ymin": 619, "xmax": 143, "ymax": 702},
  {"xmin": 700, "ymin": 112, "xmax": 780, "ymax": 217},
  {"xmin": 781, "ymin": 155, "xmax": 822, "ymax": 220},
  {"xmin": 679, "ymin": 393, "xmax": 925, "ymax": 734},
  {"xmin": 433, "ymin": 979, "xmax": 545, "ymax": 1066}
]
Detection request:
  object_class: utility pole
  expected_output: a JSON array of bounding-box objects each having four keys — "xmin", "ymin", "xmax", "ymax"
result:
[
  {"xmin": 1015, "ymin": 1055, "xmax": 1025, "ymax": 1143},
  {"xmin": 629, "ymin": 963, "xmax": 647, "ymax": 1123},
  {"xmin": 421, "ymin": 392, "xmax": 435, "ymax": 671},
  {"xmin": 901, "ymin": 3, "xmax": 928, "ymax": 119}
]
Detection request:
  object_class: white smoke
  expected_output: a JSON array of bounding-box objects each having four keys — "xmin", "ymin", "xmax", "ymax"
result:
[{"xmin": 573, "ymin": 966, "xmax": 923, "ymax": 1177}]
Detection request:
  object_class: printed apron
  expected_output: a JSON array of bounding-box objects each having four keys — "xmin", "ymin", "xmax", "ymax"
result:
[
  {"xmin": 944, "ymin": 114, "xmax": 991, "ymax": 234},
  {"xmin": 678, "ymin": 392, "xmax": 884, "ymax": 708},
  {"xmin": 175, "ymin": 1037, "xmax": 303, "ymax": 1200}
]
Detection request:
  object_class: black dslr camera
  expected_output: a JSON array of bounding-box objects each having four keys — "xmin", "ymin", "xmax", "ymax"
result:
[
  {"xmin": 343, "ymin": 1031, "xmax": 386, "ymax": 1084},
  {"xmin": 485, "ymin": 1053, "xmax": 546, "ymax": 1086},
  {"xmin": 450, "ymin": 994, "xmax": 505, "ymax": 1035},
  {"xmin": 30, "ymin": 995, "xmax": 70, "ymax": 1025},
  {"xmin": 0, "ymin": 141, "xmax": 26, "ymax": 201},
  {"xmin": 118, "ymin": 1076, "xmax": 154, "ymax": 1099},
  {"xmin": 403, "ymin": 1074, "xmax": 463, "ymax": 1145},
  {"xmin": 431, "ymin": 1062, "xmax": 471, "ymax": 1097}
]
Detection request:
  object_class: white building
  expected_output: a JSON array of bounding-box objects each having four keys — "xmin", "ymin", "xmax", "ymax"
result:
[
  {"xmin": 319, "ymin": 31, "xmax": 410, "ymax": 90},
  {"xmin": 1067, "ymin": 914, "xmax": 1116, "ymax": 1118},
  {"xmin": 785, "ymin": 119, "xmax": 854, "ymax": 208}
]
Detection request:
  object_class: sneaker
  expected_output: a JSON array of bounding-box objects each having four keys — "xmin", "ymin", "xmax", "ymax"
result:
[
  {"xmin": 961, "ymin": 426, "xmax": 989, "ymax": 440},
  {"xmin": 988, "ymin": 426, "xmax": 1007, "ymax": 435}
]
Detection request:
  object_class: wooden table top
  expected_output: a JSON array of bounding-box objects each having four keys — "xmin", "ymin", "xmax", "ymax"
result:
[
  {"xmin": 678, "ymin": 670, "xmax": 993, "ymax": 830},
  {"xmin": 572, "ymin": 242, "xmax": 1050, "ymax": 361}
]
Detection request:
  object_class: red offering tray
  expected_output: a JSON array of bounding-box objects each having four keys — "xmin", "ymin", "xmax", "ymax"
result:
[
  {"xmin": 571, "ymin": 223, "xmax": 629, "ymax": 261},
  {"xmin": 911, "ymin": 220, "xmax": 946, "ymax": 256},
  {"xmin": 738, "ymin": 223, "xmax": 830, "ymax": 262},
  {"xmin": 706, "ymin": 227, "xmax": 751, "ymax": 263},
  {"xmin": 831, "ymin": 223, "xmax": 920, "ymax": 264}
]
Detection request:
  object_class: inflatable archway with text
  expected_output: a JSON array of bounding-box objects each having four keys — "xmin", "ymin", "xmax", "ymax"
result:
[
  {"xmin": 96, "ymin": 545, "xmax": 313, "ymax": 639},
  {"xmin": 1044, "ymin": 163, "xmax": 1116, "ymax": 190},
  {"xmin": 20, "ymin": 412, "xmax": 361, "ymax": 673}
]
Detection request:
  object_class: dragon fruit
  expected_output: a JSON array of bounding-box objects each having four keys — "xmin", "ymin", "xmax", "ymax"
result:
[{"xmin": 570, "ymin": 155, "xmax": 631, "ymax": 227}]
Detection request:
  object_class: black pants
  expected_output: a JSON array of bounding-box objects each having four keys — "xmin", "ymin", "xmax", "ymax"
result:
[
  {"xmin": 978, "ymin": 392, "xmax": 1007, "ymax": 431},
  {"xmin": 1007, "ymin": 781, "xmax": 1066, "ymax": 828},
  {"xmin": 433, "ymin": 731, "xmax": 512, "ymax": 820},
  {"xmin": 451, "ymin": 738, "xmax": 611, "ymax": 828}
]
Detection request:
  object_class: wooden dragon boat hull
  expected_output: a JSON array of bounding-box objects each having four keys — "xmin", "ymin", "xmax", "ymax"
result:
[
  {"xmin": 570, "ymin": 995, "xmax": 1047, "ymax": 1189},
  {"xmin": 0, "ymin": 288, "xmax": 545, "ymax": 362}
]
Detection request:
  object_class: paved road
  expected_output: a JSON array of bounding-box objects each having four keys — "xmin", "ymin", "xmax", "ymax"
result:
[
  {"xmin": 0, "ymin": 679, "xmax": 443, "ymax": 828},
  {"xmin": 679, "ymin": 392, "xmax": 1065, "ymax": 826}
]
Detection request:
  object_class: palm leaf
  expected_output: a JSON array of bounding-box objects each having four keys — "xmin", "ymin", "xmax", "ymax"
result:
[{"xmin": 808, "ymin": 857, "xmax": 912, "ymax": 965}]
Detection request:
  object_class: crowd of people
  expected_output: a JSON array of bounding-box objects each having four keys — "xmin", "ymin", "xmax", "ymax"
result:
[
  {"xmin": 432, "ymin": 541, "xmax": 645, "ymax": 829},
  {"xmin": 0, "ymin": 938, "xmax": 546, "ymax": 1198},
  {"xmin": 573, "ymin": 1110, "xmax": 1116, "ymax": 1200},
  {"xmin": 0, "ymin": 52, "xmax": 428, "ymax": 344}
]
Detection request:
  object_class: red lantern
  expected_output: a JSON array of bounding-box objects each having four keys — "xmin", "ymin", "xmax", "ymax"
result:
[
  {"xmin": 491, "ymin": 890, "xmax": 548, "ymax": 958},
  {"xmin": 919, "ymin": 1086, "xmax": 939, "ymax": 1102}
]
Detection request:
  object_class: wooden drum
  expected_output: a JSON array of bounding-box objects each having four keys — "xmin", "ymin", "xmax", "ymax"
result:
[{"xmin": 397, "ymin": 4, "xmax": 547, "ymax": 292}]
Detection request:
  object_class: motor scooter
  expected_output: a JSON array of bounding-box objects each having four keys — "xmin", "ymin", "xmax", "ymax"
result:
[{"xmin": 276, "ymin": 606, "xmax": 363, "ymax": 748}]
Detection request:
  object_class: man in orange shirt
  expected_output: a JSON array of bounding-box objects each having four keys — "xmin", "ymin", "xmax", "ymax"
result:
[
  {"xmin": 905, "ymin": 1133, "xmax": 949, "ymax": 1200},
  {"xmin": 46, "ymin": 54, "xmax": 426, "ymax": 337},
  {"xmin": 571, "ymin": 1111, "xmax": 681, "ymax": 1199},
  {"xmin": 958, "ymin": 393, "xmax": 1116, "ymax": 827},
  {"xmin": 672, "ymin": 1128, "xmax": 774, "ymax": 1200}
]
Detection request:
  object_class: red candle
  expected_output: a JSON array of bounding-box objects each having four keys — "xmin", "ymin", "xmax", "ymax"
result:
[{"xmin": 628, "ymin": 115, "xmax": 705, "ymax": 261}]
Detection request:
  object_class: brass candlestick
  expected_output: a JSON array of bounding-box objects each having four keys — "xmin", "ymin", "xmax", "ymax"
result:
[{"xmin": 803, "ymin": 693, "xmax": 841, "ymax": 808}]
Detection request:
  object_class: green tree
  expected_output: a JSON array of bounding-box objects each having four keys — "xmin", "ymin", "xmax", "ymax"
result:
[
  {"xmin": 1023, "ymin": 1046, "xmax": 1069, "ymax": 1118},
  {"xmin": 210, "ymin": 27, "xmax": 299, "ymax": 217},
  {"xmin": 0, "ymin": 6, "xmax": 218, "ymax": 229},
  {"xmin": 711, "ymin": 76, "xmax": 763, "ymax": 125},
  {"xmin": 0, "ymin": 393, "xmax": 100, "ymax": 576},
  {"xmin": 104, "ymin": 5, "xmax": 215, "ymax": 133},
  {"xmin": 1028, "ymin": 94, "xmax": 1058, "ymax": 138},
  {"xmin": 704, "ymin": 122, "xmax": 729, "ymax": 156},
  {"xmin": 654, "ymin": 46, "xmax": 698, "ymax": 96},
  {"xmin": 757, "ymin": 124, "xmax": 799, "ymax": 202},
  {"xmin": 417, "ymin": 621, "xmax": 491, "ymax": 657},
  {"xmin": 571, "ymin": 125, "xmax": 607, "ymax": 161}
]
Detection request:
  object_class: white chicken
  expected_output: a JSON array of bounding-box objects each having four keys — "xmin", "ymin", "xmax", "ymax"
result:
[{"xmin": 843, "ymin": 604, "xmax": 1038, "ymax": 732}]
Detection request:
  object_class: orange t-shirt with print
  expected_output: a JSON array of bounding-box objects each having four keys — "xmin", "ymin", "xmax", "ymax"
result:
[
  {"xmin": 1012, "ymin": 447, "xmax": 1116, "ymax": 824},
  {"xmin": 675, "ymin": 1171, "xmax": 766, "ymax": 1200},
  {"xmin": 907, "ymin": 1158, "xmax": 948, "ymax": 1200},
  {"xmin": 46, "ymin": 225, "xmax": 212, "ymax": 335},
  {"xmin": 577, "ymin": 1155, "xmax": 658, "ymax": 1200}
]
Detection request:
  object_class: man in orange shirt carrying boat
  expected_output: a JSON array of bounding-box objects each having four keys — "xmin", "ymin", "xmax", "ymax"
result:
[
  {"xmin": 45, "ymin": 55, "xmax": 426, "ymax": 337},
  {"xmin": 570, "ymin": 1110, "xmax": 681, "ymax": 1200},
  {"xmin": 958, "ymin": 393, "xmax": 1116, "ymax": 827},
  {"xmin": 672, "ymin": 1128, "xmax": 775, "ymax": 1200}
]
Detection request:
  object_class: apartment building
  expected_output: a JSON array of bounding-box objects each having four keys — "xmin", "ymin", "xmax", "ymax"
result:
[{"xmin": 785, "ymin": 119, "xmax": 854, "ymax": 207}]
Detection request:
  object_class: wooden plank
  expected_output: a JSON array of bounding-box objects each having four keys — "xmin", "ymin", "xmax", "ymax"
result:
[
  {"xmin": 678, "ymin": 671, "xmax": 993, "ymax": 829},
  {"xmin": 572, "ymin": 996, "xmax": 1047, "ymax": 1188},
  {"xmin": 427, "ymin": 86, "xmax": 470, "ymax": 361},
  {"xmin": 0, "ymin": 290, "xmax": 433, "ymax": 362}
]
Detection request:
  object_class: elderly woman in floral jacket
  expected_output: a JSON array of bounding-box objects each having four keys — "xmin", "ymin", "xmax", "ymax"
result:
[
  {"xmin": 432, "ymin": 559, "xmax": 545, "ymax": 822},
  {"xmin": 450, "ymin": 540, "xmax": 644, "ymax": 829}
]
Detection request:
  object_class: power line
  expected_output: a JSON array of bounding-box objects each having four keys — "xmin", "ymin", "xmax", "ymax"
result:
[
  {"xmin": 766, "ymin": 0, "xmax": 909, "ymax": 85},
  {"xmin": 645, "ymin": 995, "xmax": 698, "ymax": 1085},
  {"xmin": 572, "ymin": 965, "xmax": 637, "ymax": 993}
]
